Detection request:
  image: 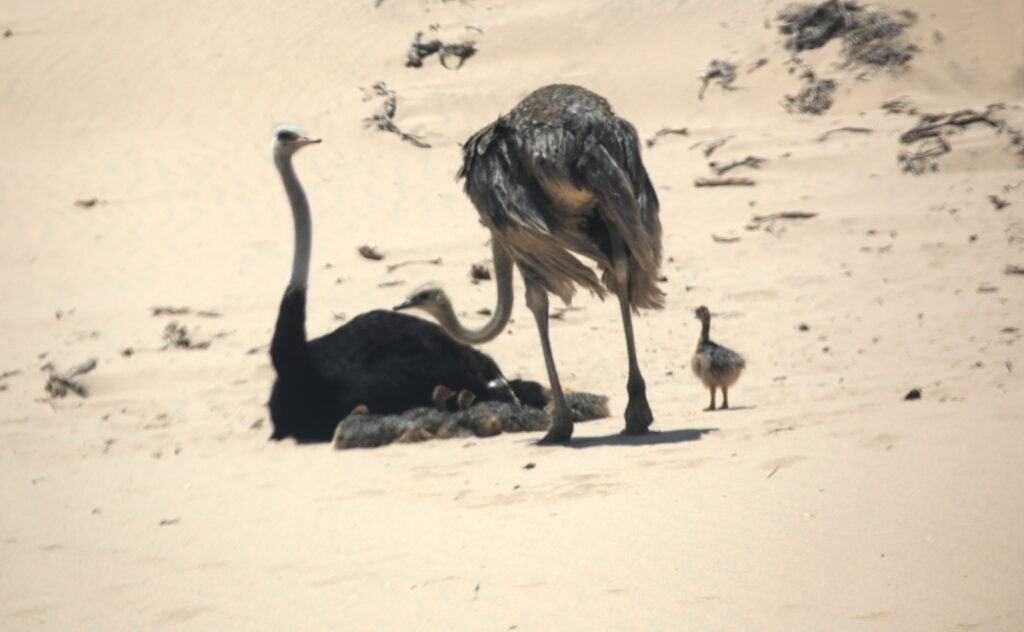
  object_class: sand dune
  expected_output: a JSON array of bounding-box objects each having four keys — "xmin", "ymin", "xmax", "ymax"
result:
[{"xmin": 1, "ymin": 0, "xmax": 1023, "ymax": 629}]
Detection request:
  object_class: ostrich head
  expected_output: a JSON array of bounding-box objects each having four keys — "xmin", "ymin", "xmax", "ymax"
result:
[
  {"xmin": 694, "ymin": 305, "xmax": 711, "ymax": 322},
  {"xmin": 394, "ymin": 283, "xmax": 450, "ymax": 319},
  {"xmin": 272, "ymin": 124, "xmax": 321, "ymax": 157}
]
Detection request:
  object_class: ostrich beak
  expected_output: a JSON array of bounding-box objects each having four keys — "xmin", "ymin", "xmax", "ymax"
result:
[
  {"xmin": 291, "ymin": 136, "xmax": 322, "ymax": 147},
  {"xmin": 393, "ymin": 298, "xmax": 414, "ymax": 311}
]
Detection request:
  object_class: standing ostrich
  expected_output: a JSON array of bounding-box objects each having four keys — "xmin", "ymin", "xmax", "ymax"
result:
[
  {"xmin": 395, "ymin": 84, "xmax": 663, "ymax": 442},
  {"xmin": 268, "ymin": 125, "xmax": 544, "ymax": 442}
]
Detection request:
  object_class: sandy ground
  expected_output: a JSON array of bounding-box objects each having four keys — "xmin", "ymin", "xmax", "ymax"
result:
[{"xmin": 2, "ymin": 0, "xmax": 1023, "ymax": 629}]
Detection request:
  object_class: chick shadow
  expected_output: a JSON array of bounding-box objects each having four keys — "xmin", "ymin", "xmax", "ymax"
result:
[{"xmin": 561, "ymin": 427, "xmax": 718, "ymax": 449}]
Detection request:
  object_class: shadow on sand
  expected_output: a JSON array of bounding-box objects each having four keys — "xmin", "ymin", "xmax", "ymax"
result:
[{"xmin": 562, "ymin": 427, "xmax": 717, "ymax": 449}]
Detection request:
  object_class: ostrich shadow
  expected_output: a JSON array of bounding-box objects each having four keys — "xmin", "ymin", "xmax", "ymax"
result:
[{"xmin": 559, "ymin": 427, "xmax": 718, "ymax": 449}]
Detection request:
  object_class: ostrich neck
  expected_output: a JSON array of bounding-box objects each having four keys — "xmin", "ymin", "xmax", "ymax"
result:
[
  {"xmin": 699, "ymin": 317, "xmax": 710, "ymax": 344},
  {"xmin": 439, "ymin": 240, "xmax": 514, "ymax": 344},
  {"xmin": 275, "ymin": 152, "xmax": 311, "ymax": 290}
]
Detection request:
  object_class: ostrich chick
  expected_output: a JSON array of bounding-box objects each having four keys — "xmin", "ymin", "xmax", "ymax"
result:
[{"xmin": 691, "ymin": 306, "xmax": 745, "ymax": 411}]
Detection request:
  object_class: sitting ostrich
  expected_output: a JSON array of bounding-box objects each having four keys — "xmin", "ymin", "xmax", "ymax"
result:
[
  {"xmin": 395, "ymin": 84, "xmax": 663, "ymax": 442},
  {"xmin": 691, "ymin": 306, "xmax": 745, "ymax": 411},
  {"xmin": 267, "ymin": 125, "xmax": 544, "ymax": 442}
]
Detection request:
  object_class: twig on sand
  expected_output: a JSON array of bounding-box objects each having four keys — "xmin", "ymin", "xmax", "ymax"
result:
[
  {"xmin": 646, "ymin": 127, "xmax": 689, "ymax": 149},
  {"xmin": 817, "ymin": 126, "xmax": 872, "ymax": 142},
  {"xmin": 1005, "ymin": 264, "xmax": 1024, "ymax": 276},
  {"xmin": 74, "ymin": 198, "xmax": 104, "ymax": 208},
  {"xmin": 151, "ymin": 306, "xmax": 221, "ymax": 318},
  {"xmin": 363, "ymin": 81, "xmax": 431, "ymax": 148},
  {"xmin": 711, "ymin": 234, "xmax": 741, "ymax": 243},
  {"xmin": 404, "ymin": 32, "xmax": 477, "ymax": 69},
  {"xmin": 690, "ymin": 136, "xmax": 733, "ymax": 158},
  {"xmin": 386, "ymin": 257, "xmax": 442, "ymax": 273},
  {"xmin": 709, "ymin": 155, "xmax": 766, "ymax": 175},
  {"xmin": 897, "ymin": 137, "xmax": 949, "ymax": 175},
  {"xmin": 989, "ymin": 195, "xmax": 1010, "ymax": 210},
  {"xmin": 882, "ymin": 97, "xmax": 917, "ymax": 115},
  {"xmin": 746, "ymin": 212, "xmax": 818, "ymax": 237},
  {"xmin": 751, "ymin": 211, "xmax": 818, "ymax": 223},
  {"xmin": 698, "ymin": 59, "xmax": 736, "ymax": 100},
  {"xmin": 897, "ymin": 104, "xmax": 1024, "ymax": 174},
  {"xmin": 766, "ymin": 465, "xmax": 780, "ymax": 479},
  {"xmin": 44, "ymin": 358, "xmax": 97, "ymax": 398},
  {"xmin": 695, "ymin": 177, "xmax": 755, "ymax": 187}
]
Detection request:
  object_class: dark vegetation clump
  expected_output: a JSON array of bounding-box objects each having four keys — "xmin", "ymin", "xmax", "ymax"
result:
[
  {"xmin": 778, "ymin": 0, "xmax": 918, "ymax": 69},
  {"xmin": 785, "ymin": 76, "xmax": 836, "ymax": 115}
]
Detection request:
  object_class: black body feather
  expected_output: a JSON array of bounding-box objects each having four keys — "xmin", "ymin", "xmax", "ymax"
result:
[{"xmin": 269, "ymin": 288, "xmax": 545, "ymax": 442}]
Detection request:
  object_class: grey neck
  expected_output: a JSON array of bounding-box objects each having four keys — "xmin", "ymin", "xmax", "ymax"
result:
[
  {"xmin": 275, "ymin": 152, "xmax": 311, "ymax": 290},
  {"xmin": 438, "ymin": 240, "xmax": 515, "ymax": 344},
  {"xmin": 699, "ymin": 316, "xmax": 710, "ymax": 344}
]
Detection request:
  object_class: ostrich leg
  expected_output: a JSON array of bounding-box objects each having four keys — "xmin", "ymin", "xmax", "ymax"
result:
[
  {"xmin": 524, "ymin": 281, "xmax": 574, "ymax": 443},
  {"xmin": 610, "ymin": 229, "xmax": 653, "ymax": 434}
]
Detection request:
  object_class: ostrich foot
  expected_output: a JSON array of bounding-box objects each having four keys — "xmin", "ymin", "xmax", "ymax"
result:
[
  {"xmin": 539, "ymin": 409, "xmax": 574, "ymax": 444},
  {"xmin": 623, "ymin": 396, "xmax": 653, "ymax": 435}
]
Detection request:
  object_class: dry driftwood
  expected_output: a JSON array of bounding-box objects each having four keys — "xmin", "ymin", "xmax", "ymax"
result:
[
  {"xmin": 693, "ymin": 136, "xmax": 733, "ymax": 158},
  {"xmin": 898, "ymin": 105, "xmax": 1024, "ymax": 175},
  {"xmin": 694, "ymin": 177, "xmax": 755, "ymax": 187},
  {"xmin": 404, "ymin": 32, "xmax": 477, "ymax": 69},
  {"xmin": 151, "ymin": 306, "xmax": 221, "ymax": 318},
  {"xmin": 750, "ymin": 211, "xmax": 818, "ymax": 223},
  {"xmin": 817, "ymin": 126, "xmax": 872, "ymax": 142},
  {"xmin": 882, "ymin": 98, "xmax": 917, "ymax": 115},
  {"xmin": 709, "ymin": 155, "xmax": 766, "ymax": 175},
  {"xmin": 44, "ymin": 358, "xmax": 97, "ymax": 398},
  {"xmin": 698, "ymin": 59, "xmax": 736, "ymax": 100},
  {"xmin": 646, "ymin": 127, "xmax": 689, "ymax": 149},
  {"xmin": 386, "ymin": 257, "xmax": 442, "ymax": 273},
  {"xmin": 363, "ymin": 82, "xmax": 431, "ymax": 148}
]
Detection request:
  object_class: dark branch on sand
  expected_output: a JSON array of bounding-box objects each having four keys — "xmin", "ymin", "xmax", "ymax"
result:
[
  {"xmin": 405, "ymin": 32, "xmax": 477, "ymax": 70},
  {"xmin": 645, "ymin": 127, "xmax": 689, "ymax": 149},
  {"xmin": 709, "ymin": 155, "xmax": 766, "ymax": 176},
  {"xmin": 694, "ymin": 177, "xmax": 756, "ymax": 187},
  {"xmin": 386, "ymin": 257, "xmax": 443, "ymax": 273},
  {"xmin": 697, "ymin": 59, "xmax": 736, "ymax": 100},
  {"xmin": 817, "ymin": 126, "xmax": 873, "ymax": 142},
  {"xmin": 690, "ymin": 136, "xmax": 733, "ymax": 157},
  {"xmin": 44, "ymin": 358, "xmax": 97, "ymax": 398},
  {"xmin": 363, "ymin": 82, "xmax": 431, "ymax": 148},
  {"xmin": 750, "ymin": 211, "xmax": 818, "ymax": 223},
  {"xmin": 898, "ymin": 104, "xmax": 1024, "ymax": 175}
]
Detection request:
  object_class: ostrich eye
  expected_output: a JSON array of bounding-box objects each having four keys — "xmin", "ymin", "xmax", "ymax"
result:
[
  {"xmin": 277, "ymin": 130, "xmax": 299, "ymax": 143},
  {"xmin": 417, "ymin": 292, "xmax": 431, "ymax": 301}
]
